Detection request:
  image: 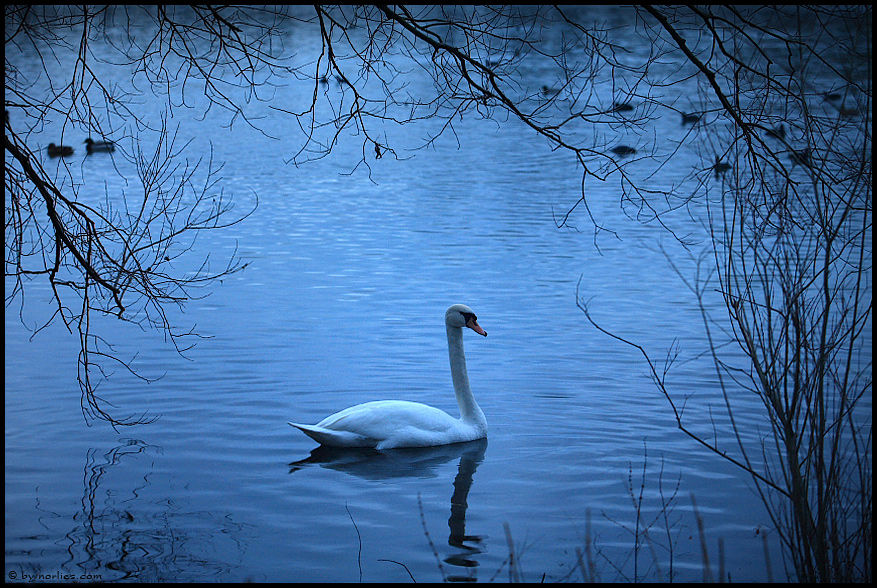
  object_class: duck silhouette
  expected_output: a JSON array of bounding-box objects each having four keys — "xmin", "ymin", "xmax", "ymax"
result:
[
  {"xmin": 789, "ymin": 147, "xmax": 812, "ymax": 169},
  {"xmin": 47, "ymin": 143, "xmax": 74, "ymax": 157},
  {"xmin": 713, "ymin": 156, "xmax": 732, "ymax": 179},
  {"xmin": 611, "ymin": 145, "xmax": 637, "ymax": 157},
  {"xmin": 84, "ymin": 138, "xmax": 115, "ymax": 154},
  {"xmin": 680, "ymin": 112, "xmax": 701, "ymax": 126},
  {"xmin": 766, "ymin": 124, "xmax": 786, "ymax": 140}
]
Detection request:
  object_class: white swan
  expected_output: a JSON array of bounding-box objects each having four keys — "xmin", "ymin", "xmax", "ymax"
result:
[{"xmin": 289, "ymin": 304, "xmax": 488, "ymax": 449}]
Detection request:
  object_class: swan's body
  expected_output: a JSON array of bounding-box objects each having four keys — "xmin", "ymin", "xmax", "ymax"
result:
[{"xmin": 289, "ymin": 304, "xmax": 488, "ymax": 450}]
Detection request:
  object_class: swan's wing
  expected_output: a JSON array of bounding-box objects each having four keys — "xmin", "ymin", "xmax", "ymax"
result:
[{"xmin": 318, "ymin": 400, "xmax": 458, "ymax": 432}]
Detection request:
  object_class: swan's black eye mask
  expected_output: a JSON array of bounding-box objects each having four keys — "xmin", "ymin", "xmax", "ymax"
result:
[{"xmin": 458, "ymin": 311, "xmax": 486, "ymax": 336}]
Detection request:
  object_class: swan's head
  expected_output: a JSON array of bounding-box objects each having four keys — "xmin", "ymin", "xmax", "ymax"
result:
[{"xmin": 446, "ymin": 304, "xmax": 487, "ymax": 337}]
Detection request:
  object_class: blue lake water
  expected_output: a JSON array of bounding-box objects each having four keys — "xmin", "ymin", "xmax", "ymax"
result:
[{"xmin": 6, "ymin": 6, "xmax": 869, "ymax": 583}]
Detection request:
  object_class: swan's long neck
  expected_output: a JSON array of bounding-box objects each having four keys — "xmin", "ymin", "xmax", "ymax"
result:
[{"xmin": 447, "ymin": 325, "xmax": 486, "ymax": 426}]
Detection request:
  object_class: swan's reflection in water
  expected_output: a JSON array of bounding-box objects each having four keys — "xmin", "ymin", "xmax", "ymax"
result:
[{"xmin": 289, "ymin": 439, "xmax": 487, "ymax": 581}]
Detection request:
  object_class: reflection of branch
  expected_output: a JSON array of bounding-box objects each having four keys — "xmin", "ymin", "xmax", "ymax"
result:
[
  {"xmin": 345, "ymin": 503, "xmax": 363, "ymax": 582},
  {"xmin": 418, "ymin": 493, "xmax": 447, "ymax": 581}
]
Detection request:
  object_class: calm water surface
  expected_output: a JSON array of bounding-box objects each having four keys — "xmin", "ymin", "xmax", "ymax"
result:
[{"xmin": 7, "ymin": 7, "xmax": 865, "ymax": 583}]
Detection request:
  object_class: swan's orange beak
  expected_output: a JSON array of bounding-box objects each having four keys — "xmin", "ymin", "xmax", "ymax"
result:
[{"xmin": 466, "ymin": 316, "xmax": 487, "ymax": 337}]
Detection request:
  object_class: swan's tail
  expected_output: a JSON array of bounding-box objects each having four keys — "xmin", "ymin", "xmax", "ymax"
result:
[
  {"xmin": 288, "ymin": 422, "xmax": 332, "ymax": 444},
  {"xmin": 288, "ymin": 422, "xmax": 374, "ymax": 447}
]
